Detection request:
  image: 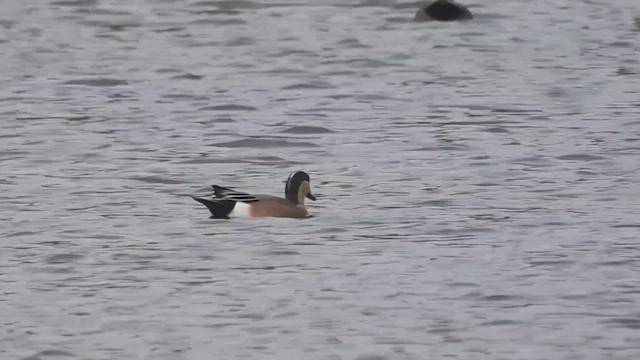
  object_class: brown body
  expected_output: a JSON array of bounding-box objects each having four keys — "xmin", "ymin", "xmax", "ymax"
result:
[{"xmin": 249, "ymin": 196, "xmax": 309, "ymax": 218}]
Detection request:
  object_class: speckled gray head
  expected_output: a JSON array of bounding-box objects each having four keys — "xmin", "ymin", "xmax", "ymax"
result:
[{"xmin": 415, "ymin": 0, "xmax": 473, "ymax": 22}]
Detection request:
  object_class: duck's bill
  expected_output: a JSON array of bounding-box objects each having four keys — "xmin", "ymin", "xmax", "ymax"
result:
[{"xmin": 306, "ymin": 193, "xmax": 316, "ymax": 201}]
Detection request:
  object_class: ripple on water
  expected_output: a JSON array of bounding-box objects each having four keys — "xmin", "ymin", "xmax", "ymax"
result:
[
  {"xmin": 480, "ymin": 319, "xmax": 521, "ymax": 326},
  {"xmin": 44, "ymin": 253, "xmax": 84, "ymax": 264},
  {"xmin": 51, "ymin": 0, "xmax": 98, "ymax": 6},
  {"xmin": 129, "ymin": 176, "xmax": 183, "ymax": 184},
  {"xmin": 22, "ymin": 349, "xmax": 75, "ymax": 360},
  {"xmin": 179, "ymin": 157, "xmax": 249, "ymax": 164},
  {"xmin": 480, "ymin": 294, "xmax": 524, "ymax": 302},
  {"xmin": 198, "ymin": 104, "xmax": 257, "ymax": 111},
  {"xmin": 417, "ymin": 199, "xmax": 453, "ymax": 207},
  {"xmin": 2, "ymin": 0, "xmax": 640, "ymax": 358},
  {"xmin": 171, "ymin": 73, "xmax": 204, "ymax": 80},
  {"xmin": 409, "ymin": 145, "xmax": 469, "ymax": 152},
  {"xmin": 354, "ymin": 355, "xmax": 387, "ymax": 360},
  {"xmin": 281, "ymin": 82, "xmax": 334, "ymax": 90},
  {"xmin": 210, "ymin": 138, "xmax": 319, "ymax": 148},
  {"xmin": 612, "ymin": 224, "xmax": 640, "ymax": 228},
  {"xmin": 601, "ymin": 317, "xmax": 640, "ymax": 330},
  {"xmin": 62, "ymin": 78, "xmax": 128, "ymax": 87},
  {"xmin": 556, "ymin": 154, "xmax": 607, "ymax": 161},
  {"xmin": 280, "ymin": 126, "xmax": 335, "ymax": 134}
]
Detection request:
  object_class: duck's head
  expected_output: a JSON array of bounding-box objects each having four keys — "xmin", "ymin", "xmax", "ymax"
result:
[{"xmin": 285, "ymin": 171, "xmax": 316, "ymax": 205}]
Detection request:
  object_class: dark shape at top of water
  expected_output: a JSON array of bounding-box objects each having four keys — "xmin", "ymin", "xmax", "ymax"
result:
[{"xmin": 415, "ymin": 0, "xmax": 474, "ymax": 22}]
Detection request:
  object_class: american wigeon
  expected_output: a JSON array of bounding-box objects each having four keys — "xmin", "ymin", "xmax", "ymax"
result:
[
  {"xmin": 415, "ymin": 0, "xmax": 473, "ymax": 22},
  {"xmin": 192, "ymin": 171, "xmax": 316, "ymax": 219}
]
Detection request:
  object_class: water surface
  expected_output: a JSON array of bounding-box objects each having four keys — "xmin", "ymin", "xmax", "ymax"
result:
[{"xmin": 1, "ymin": 0, "xmax": 640, "ymax": 359}]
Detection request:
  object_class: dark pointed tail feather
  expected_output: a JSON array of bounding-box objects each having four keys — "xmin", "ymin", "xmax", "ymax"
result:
[
  {"xmin": 211, "ymin": 185, "xmax": 259, "ymax": 203},
  {"xmin": 192, "ymin": 196, "xmax": 235, "ymax": 219},
  {"xmin": 211, "ymin": 185, "xmax": 233, "ymax": 197}
]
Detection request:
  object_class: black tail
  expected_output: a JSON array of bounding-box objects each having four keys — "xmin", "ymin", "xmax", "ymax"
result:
[
  {"xmin": 212, "ymin": 185, "xmax": 233, "ymax": 197},
  {"xmin": 211, "ymin": 185, "xmax": 259, "ymax": 203},
  {"xmin": 192, "ymin": 196, "xmax": 235, "ymax": 219}
]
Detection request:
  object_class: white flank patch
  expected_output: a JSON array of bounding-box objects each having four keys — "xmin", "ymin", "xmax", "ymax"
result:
[{"xmin": 229, "ymin": 202, "xmax": 252, "ymax": 218}]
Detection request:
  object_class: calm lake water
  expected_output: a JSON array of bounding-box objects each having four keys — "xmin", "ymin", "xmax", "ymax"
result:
[{"xmin": 1, "ymin": 0, "xmax": 640, "ymax": 359}]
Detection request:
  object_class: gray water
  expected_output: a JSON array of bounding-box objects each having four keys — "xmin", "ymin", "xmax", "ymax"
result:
[{"xmin": 1, "ymin": 0, "xmax": 640, "ymax": 359}]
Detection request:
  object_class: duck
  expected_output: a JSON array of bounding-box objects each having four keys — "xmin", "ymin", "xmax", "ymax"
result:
[
  {"xmin": 192, "ymin": 171, "xmax": 316, "ymax": 219},
  {"xmin": 415, "ymin": 0, "xmax": 473, "ymax": 22}
]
